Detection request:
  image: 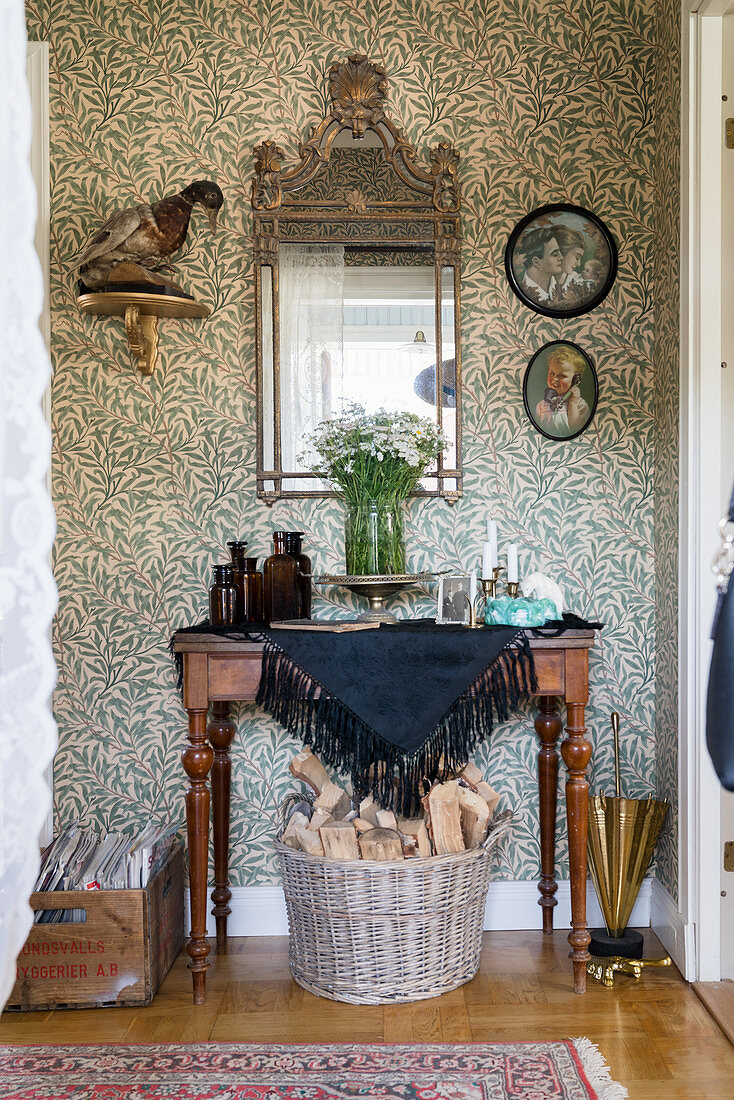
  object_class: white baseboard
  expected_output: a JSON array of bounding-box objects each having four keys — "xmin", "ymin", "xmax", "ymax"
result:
[
  {"xmin": 650, "ymin": 876, "xmax": 695, "ymax": 978},
  {"xmin": 186, "ymin": 877, "xmax": 652, "ymax": 939}
]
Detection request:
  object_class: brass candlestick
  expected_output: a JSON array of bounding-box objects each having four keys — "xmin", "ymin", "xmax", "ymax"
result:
[
  {"xmin": 481, "ymin": 577, "xmax": 497, "ymax": 600},
  {"xmin": 481, "ymin": 566, "xmax": 504, "ymax": 601},
  {"xmin": 506, "ymin": 581, "xmax": 519, "ymax": 598},
  {"xmin": 464, "ymin": 594, "xmax": 483, "ymax": 628}
]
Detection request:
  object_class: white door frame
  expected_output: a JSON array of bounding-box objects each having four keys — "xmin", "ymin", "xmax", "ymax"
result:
[
  {"xmin": 682, "ymin": 0, "xmax": 734, "ymax": 982},
  {"xmin": 26, "ymin": 41, "xmax": 52, "ymax": 846}
]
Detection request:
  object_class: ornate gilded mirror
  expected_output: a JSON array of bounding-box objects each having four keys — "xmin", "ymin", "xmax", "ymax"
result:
[{"xmin": 251, "ymin": 54, "xmax": 462, "ymax": 503}]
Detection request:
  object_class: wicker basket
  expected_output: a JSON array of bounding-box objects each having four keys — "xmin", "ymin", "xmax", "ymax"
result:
[{"xmin": 274, "ymin": 810, "xmax": 512, "ymax": 1004}]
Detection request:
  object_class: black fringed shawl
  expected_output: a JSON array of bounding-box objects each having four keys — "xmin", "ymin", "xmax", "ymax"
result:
[
  {"xmin": 257, "ymin": 621, "xmax": 536, "ymax": 814},
  {"xmin": 172, "ymin": 618, "xmax": 544, "ymax": 815}
]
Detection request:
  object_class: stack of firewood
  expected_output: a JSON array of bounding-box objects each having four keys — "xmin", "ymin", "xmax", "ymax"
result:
[{"xmin": 281, "ymin": 748, "xmax": 500, "ymax": 861}]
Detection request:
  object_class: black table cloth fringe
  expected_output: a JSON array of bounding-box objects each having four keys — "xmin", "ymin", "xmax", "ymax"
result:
[{"xmin": 255, "ymin": 631, "xmax": 537, "ymax": 816}]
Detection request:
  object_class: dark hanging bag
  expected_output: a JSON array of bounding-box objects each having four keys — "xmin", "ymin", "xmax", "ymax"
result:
[{"xmin": 706, "ymin": 482, "xmax": 734, "ymax": 789}]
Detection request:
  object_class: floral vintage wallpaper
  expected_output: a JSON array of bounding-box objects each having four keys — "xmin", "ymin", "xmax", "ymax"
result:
[{"xmin": 26, "ymin": 0, "xmax": 679, "ymax": 896}]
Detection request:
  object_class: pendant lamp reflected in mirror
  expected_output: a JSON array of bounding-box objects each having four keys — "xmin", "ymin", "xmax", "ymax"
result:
[{"xmin": 397, "ymin": 329, "xmax": 434, "ymax": 361}]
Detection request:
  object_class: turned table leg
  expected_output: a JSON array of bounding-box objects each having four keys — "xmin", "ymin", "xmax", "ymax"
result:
[
  {"xmin": 209, "ymin": 701, "xmax": 235, "ymax": 952},
  {"xmin": 183, "ymin": 705, "xmax": 213, "ymax": 1004},
  {"xmin": 562, "ymin": 700, "xmax": 592, "ymax": 994},
  {"xmin": 535, "ymin": 696, "xmax": 563, "ymax": 934}
]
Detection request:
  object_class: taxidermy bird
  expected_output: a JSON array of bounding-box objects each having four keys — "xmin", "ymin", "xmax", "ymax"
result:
[{"xmin": 76, "ymin": 180, "xmax": 224, "ymax": 292}]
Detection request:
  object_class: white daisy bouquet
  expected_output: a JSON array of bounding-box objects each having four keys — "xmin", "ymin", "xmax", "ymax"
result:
[
  {"xmin": 304, "ymin": 403, "xmax": 447, "ymax": 502},
  {"xmin": 304, "ymin": 404, "xmax": 447, "ymax": 575}
]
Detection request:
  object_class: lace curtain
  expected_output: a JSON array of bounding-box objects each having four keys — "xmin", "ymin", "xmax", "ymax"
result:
[
  {"xmin": 0, "ymin": 2, "xmax": 56, "ymax": 1009},
  {"xmin": 279, "ymin": 244, "xmax": 344, "ymax": 488}
]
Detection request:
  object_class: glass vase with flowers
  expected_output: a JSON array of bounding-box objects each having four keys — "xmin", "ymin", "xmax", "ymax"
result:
[{"xmin": 304, "ymin": 404, "xmax": 447, "ymax": 576}]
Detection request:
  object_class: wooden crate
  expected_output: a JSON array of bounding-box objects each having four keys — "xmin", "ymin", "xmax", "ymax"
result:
[{"xmin": 5, "ymin": 845, "xmax": 184, "ymax": 1011}]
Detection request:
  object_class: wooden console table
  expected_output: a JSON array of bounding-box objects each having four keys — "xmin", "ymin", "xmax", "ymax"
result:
[{"xmin": 173, "ymin": 629, "xmax": 595, "ymax": 1004}]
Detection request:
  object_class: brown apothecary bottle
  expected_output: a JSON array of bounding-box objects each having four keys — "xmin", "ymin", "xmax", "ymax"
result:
[
  {"xmin": 227, "ymin": 541, "xmax": 249, "ymax": 622},
  {"xmin": 209, "ymin": 564, "xmax": 237, "ymax": 626},
  {"xmin": 283, "ymin": 531, "xmax": 312, "ymax": 619},
  {"xmin": 227, "ymin": 540, "xmax": 248, "ymax": 567},
  {"xmin": 263, "ymin": 532, "xmax": 299, "ymax": 625},
  {"xmin": 243, "ymin": 557, "xmax": 263, "ymax": 623}
]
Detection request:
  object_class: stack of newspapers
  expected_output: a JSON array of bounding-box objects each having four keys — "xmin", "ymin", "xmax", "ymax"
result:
[{"xmin": 34, "ymin": 821, "xmax": 179, "ymax": 923}]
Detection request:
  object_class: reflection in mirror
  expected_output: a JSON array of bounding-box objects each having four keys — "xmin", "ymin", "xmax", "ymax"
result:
[
  {"xmin": 279, "ymin": 244, "xmax": 343, "ymax": 490},
  {"xmin": 260, "ymin": 265, "xmax": 274, "ymax": 470},
  {"xmin": 278, "ymin": 246, "xmax": 455, "ymax": 490},
  {"xmin": 439, "ymin": 265, "xmax": 457, "ymax": 472},
  {"xmin": 331, "ymin": 127, "xmax": 383, "ymax": 149}
]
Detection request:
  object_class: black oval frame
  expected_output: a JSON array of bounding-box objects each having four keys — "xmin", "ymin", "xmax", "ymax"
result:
[
  {"xmin": 505, "ymin": 203, "xmax": 618, "ymax": 318},
  {"xmin": 522, "ymin": 340, "xmax": 599, "ymax": 441}
]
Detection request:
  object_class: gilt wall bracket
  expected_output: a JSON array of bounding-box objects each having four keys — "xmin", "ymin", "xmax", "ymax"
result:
[{"xmin": 77, "ymin": 291, "xmax": 211, "ymax": 376}]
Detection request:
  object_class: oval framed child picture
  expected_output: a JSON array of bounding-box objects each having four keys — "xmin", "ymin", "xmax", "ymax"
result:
[{"xmin": 523, "ymin": 340, "xmax": 598, "ymax": 441}]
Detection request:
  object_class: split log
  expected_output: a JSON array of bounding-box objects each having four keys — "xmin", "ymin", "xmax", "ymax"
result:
[
  {"xmin": 376, "ymin": 809, "xmax": 398, "ymax": 831},
  {"xmin": 476, "ymin": 784, "xmax": 500, "ymax": 816},
  {"xmin": 397, "ymin": 817, "xmax": 432, "ymax": 858},
  {"xmin": 289, "ymin": 748, "xmax": 331, "ymax": 795},
  {"xmin": 353, "ymin": 818, "xmax": 375, "ymax": 834},
  {"xmin": 294, "ymin": 826, "xmax": 324, "ymax": 857},
  {"xmin": 457, "ymin": 762, "xmax": 483, "ymax": 788},
  {"xmin": 358, "ymin": 795, "xmax": 382, "ymax": 826},
  {"xmin": 282, "ymin": 836, "xmax": 301, "ymax": 850},
  {"xmin": 457, "ymin": 763, "xmax": 500, "ymax": 815},
  {"xmin": 314, "ymin": 780, "xmax": 351, "ymax": 820},
  {"xmin": 308, "ymin": 809, "xmax": 334, "ymax": 832},
  {"xmin": 424, "ymin": 781, "xmax": 465, "ymax": 855},
  {"xmin": 457, "ymin": 785, "xmax": 491, "ymax": 848},
  {"xmin": 319, "ymin": 821, "xmax": 360, "ymax": 860},
  {"xmin": 358, "ymin": 827, "xmax": 404, "ymax": 861},
  {"xmin": 287, "ymin": 799, "xmax": 313, "ymax": 822},
  {"xmin": 283, "ymin": 811, "xmax": 310, "ymax": 840}
]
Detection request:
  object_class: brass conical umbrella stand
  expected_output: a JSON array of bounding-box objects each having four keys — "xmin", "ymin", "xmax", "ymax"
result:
[{"xmin": 586, "ymin": 713, "xmax": 672, "ymax": 987}]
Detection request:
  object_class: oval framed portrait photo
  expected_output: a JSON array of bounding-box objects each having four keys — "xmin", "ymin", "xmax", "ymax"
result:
[
  {"xmin": 505, "ymin": 203, "xmax": 617, "ymax": 318},
  {"xmin": 523, "ymin": 340, "xmax": 598, "ymax": 441}
]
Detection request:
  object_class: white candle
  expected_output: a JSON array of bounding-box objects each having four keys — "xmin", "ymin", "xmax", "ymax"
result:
[
  {"xmin": 486, "ymin": 518, "xmax": 497, "ymax": 544},
  {"xmin": 490, "ymin": 536, "xmax": 498, "ymax": 570},
  {"xmin": 481, "ymin": 541, "xmax": 493, "ymax": 579},
  {"xmin": 507, "ymin": 544, "xmax": 519, "ymax": 583},
  {"xmin": 470, "ymin": 569, "xmax": 477, "ymax": 605}
]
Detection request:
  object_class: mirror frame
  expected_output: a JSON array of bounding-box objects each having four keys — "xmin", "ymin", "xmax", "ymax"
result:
[{"xmin": 251, "ymin": 53, "xmax": 463, "ymax": 504}]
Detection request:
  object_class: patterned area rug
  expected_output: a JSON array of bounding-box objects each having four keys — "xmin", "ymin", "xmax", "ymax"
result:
[{"xmin": 0, "ymin": 1041, "xmax": 627, "ymax": 1099}]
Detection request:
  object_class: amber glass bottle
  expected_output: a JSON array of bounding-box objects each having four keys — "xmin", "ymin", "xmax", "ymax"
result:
[
  {"xmin": 209, "ymin": 564, "xmax": 237, "ymax": 626},
  {"xmin": 227, "ymin": 541, "xmax": 248, "ymax": 622},
  {"xmin": 243, "ymin": 557, "xmax": 263, "ymax": 623},
  {"xmin": 227, "ymin": 540, "xmax": 248, "ymax": 567},
  {"xmin": 262, "ymin": 533, "xmax": 299, "ymax": 624},
  {"xmin": 283, "ymin": 531, "xmax": 312, "ymax": 619}
]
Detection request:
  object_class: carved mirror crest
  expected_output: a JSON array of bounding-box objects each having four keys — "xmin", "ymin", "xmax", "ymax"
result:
[{"xmin": 251, "ymin": 54, "xmax": 462, "ymax": 503}]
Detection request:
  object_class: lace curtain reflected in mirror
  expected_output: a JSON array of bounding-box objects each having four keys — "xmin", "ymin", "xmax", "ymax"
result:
[{"xmin": 279, "ymin": 244, "xmax": 344, "ymax": 490}]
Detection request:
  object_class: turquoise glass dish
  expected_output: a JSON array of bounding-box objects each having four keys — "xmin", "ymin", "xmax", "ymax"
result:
[{"xmin": 484, "ymin": 596, "xmax": 557, "ymax": 627}]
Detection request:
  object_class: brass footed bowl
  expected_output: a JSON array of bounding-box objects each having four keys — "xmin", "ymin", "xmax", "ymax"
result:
[{"xmin": 314, "ymin": 573, "xmax": 434, "ymax": 622}]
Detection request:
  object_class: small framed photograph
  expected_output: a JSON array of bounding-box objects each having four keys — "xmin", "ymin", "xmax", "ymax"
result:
[
  {"xmin": 437, "ymin": 574, "xmax": 472, "ymax": 624},
  {"xmin": 523, "ymin": 341, "xmax": 598, "ymax": 442},
  {"xmin": 505, "ymin": 203, "xmax": 617, "ymax": 318}
]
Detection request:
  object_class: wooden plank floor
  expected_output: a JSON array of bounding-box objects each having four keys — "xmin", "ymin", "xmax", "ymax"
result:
[{"xmin": 1, "ymin": 930, "xmax": 732, "ymax": 1097}]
